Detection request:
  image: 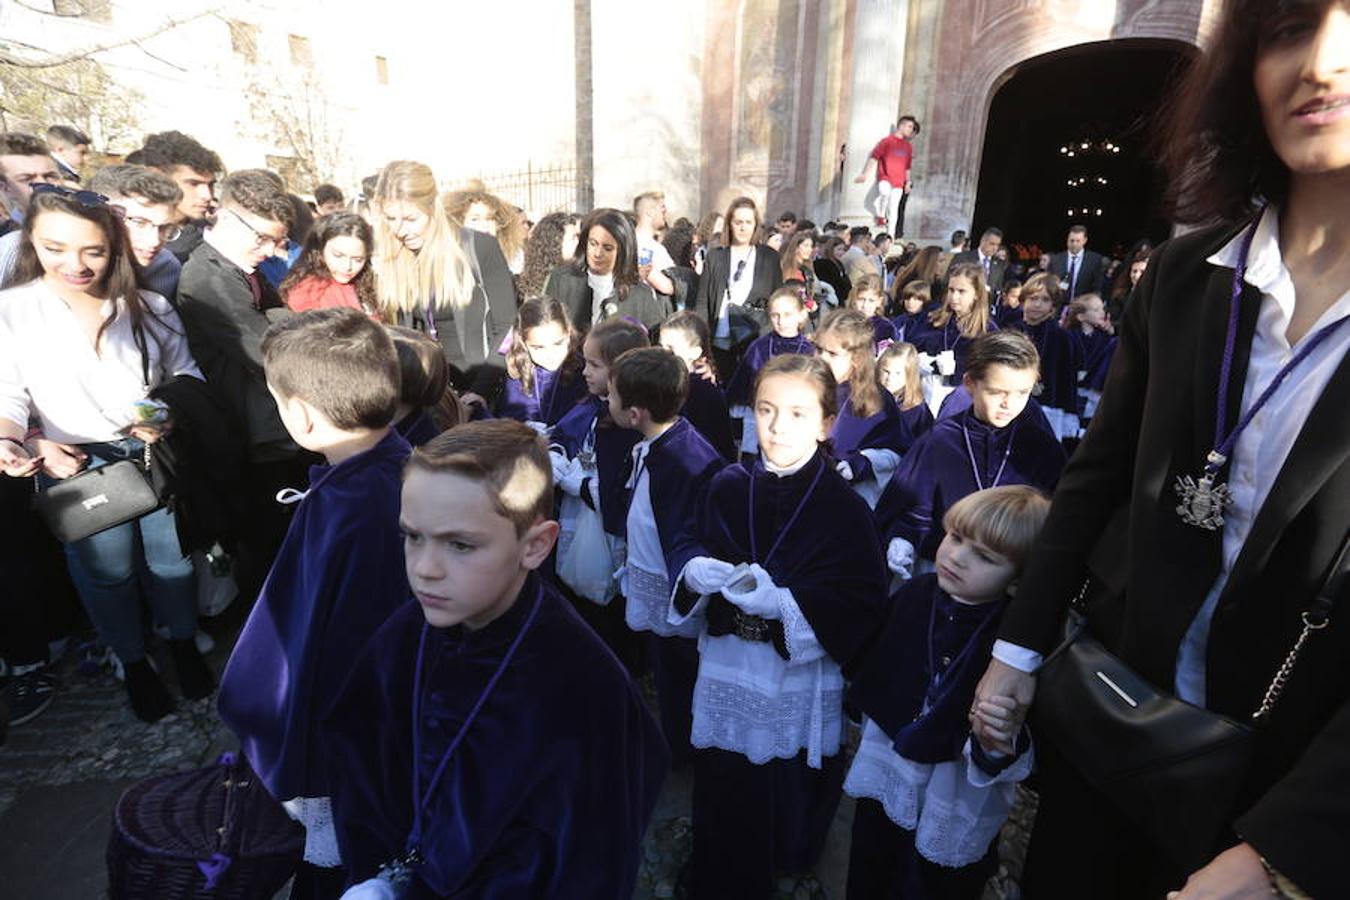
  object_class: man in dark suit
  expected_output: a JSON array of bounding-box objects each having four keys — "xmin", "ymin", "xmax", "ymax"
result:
[
  {"xmin": 1048, "ymin": 224, "xmax": 1107, "ymax": 298},
  {"xmin": 953, "ymin": 226, "xmax": 1007, "ymax": 298},
  {"xmin": 176, "ymin": 169, "xmax": 308, "ymax": 604}
]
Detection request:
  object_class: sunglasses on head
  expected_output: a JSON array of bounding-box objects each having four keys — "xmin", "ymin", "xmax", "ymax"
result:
[{"xmin": 31, "ymin": 182, "xmax": 122, "ymax": 216}]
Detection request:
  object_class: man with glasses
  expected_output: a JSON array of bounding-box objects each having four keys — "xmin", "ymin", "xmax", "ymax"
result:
[
  {"xmin": 88, "ymin": 164, "xmax": 186, "ymax": 300},
  {"xmin": 177, "ymin": 170, "xmax": 304, "ymax": 605}
]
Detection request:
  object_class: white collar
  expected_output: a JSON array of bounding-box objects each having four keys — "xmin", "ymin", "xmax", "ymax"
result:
[
  {"xmin": 1207, "ymin": 205, "xmax": 1285, "ymax": 296},
  {"xmin": 761, "ymin": 450, "xmax": 815, "ymax": 477},
  {"xmin": 1206, "ymin": 204, "xmax": 1350, "ymax": 349}
]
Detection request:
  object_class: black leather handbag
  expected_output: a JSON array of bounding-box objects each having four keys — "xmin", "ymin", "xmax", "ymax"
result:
[
  {"xmin": 1032, "ymin": 537, "xmax": 1348, "ymax": 873},
  {"xmin": 32, "ymin": 450, "xmax": 161, "ymax": 544}
]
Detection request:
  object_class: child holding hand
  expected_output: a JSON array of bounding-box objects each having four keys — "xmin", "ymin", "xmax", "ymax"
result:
[{"xmin": 844, "ymin": 485, "xmax": 1050, "ymax": 900}]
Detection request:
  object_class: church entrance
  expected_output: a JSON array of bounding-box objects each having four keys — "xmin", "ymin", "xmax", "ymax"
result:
[{"xmin": 971, "ymin": 39, "xmax": 1195, "ymax": 262}]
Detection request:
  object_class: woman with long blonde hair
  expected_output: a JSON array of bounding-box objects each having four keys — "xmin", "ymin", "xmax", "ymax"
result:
[{"xmin": 372, "ymin": 161, "xmax": 517, "ymax": 402}]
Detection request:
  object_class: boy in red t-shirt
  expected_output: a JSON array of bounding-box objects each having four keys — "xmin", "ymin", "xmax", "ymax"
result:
[{"xmin": 855, "ymin": 115, "xmax": 920, "ymax": 236}]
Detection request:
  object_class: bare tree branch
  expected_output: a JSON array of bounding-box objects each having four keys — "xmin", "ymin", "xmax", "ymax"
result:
[{"xmin": 0, "ymin": 8, "xmax": 218, "ymax": 68}]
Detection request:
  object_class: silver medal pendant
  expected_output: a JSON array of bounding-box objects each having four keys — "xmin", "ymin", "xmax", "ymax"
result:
[{"xmin": 1174, "ymin": 471, "xmax": 1233, "ymax": 531}]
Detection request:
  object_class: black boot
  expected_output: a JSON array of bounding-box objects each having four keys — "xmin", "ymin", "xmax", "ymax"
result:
[
  {"xmin": 169, "ymin": 638, "xmax": 216, "ymax": 701},
  {"xmin": 124, "ymin": 659, "xmax": 175, "ymax": 722}
]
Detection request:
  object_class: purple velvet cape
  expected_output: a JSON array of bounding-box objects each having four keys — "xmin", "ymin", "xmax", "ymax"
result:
[
  {"xmin": 695, "ymin": 451, "xmax": 888, "ymax": 672},
  {"xmin": 847, "ymin": 574, "xmax": 1015, "ymax": 764},
  {"xmin": 874, "ymin": 406, "xmax": 1066, "ymax": 560},
  {"xmin": 682, "ymin": 374, "xmax": 737, "ymax": 461},
  {"xmin": 832, "ymin": 381, "xmax": 916, "ymax": 470},
  {"xmin": 1070, "ymin": 327, "xmax": 1118, "ymax": 392},
  {"xmin": 723, "ymin": 332, "xmax": 815, "ymax": 407},
  {"xmin": 496, "ymin": 366, "xmax": 587, "ymax": 427},
  {"xmin": 1009, "ymin": 317, "xmax": 1082, "ymax": 415},
  {"xmin": 871, "ymin": 316, "xmax": 898, "ymax": 348},
  {"xmin": 899, "ymin": 400, "xmax": 935, "ymax": 443},
  {"xmin": 627, "ymin": 417, "xmax": 727, "ymax": 580},
  {"xmin": 890, "ymin": 311, "xmax": 927, "ymax": 344},
  {"xmin": 551, "ymin": 394, "xmax": 641, "ymax": 537},
  {"xmin": 217, "ymin": 428, "xmax": 412, "ymax": 800},
  {"xmin": 323, "ymin": 574, "xmax": 670, "ymax": 898},
  {"xmin": 995, "ymin": 305, "xmax": 1024, "ymax": 328},
  {"xmin": 907, "ymin": 317, "xmax": 998, "ymax": 380},
  {"xmin": 395, "ymin": 409, "xmax": 442, "ymax": 448}
]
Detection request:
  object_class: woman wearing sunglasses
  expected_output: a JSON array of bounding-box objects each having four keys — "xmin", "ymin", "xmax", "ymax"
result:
[
  {"xmin": 691, "ymin": 196, "xmax": 783, "ymax": 376},
  {"xmin": 0, "ymin": 183, "xmax": 213, "ymax": 722}
]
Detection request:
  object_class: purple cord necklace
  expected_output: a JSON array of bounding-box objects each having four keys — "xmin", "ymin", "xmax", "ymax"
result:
[
  {"xmin": 962, "ymin": 419, "xmax": 1015, "ymax": 490},
  {"xmin": 1174, "ymin": 211, "xmax": 1350, "ymax": 530},
  {"xmin": 390, "ymin": 583, "xmax": 542, "ymax": 880},
  {"xmin": 749, "ymin": 454, "xmax": 825, "ymax": 567}
]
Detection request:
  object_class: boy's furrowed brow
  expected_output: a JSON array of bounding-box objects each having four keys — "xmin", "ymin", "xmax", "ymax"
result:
[{"xmin": 398, "ymin": 521, "xmax": 490, "ymax": 541}]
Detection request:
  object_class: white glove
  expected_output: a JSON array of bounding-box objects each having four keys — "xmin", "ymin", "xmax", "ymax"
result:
[
  {"xmin": 341, "ymin": 877, "xmax": 398, "ymax": 899},
  {"xmin": 721, "ymin": 563, "xmax": 782, "ymax": 618},
  {"xmin": 525, "ymin": 420, "xmax": 549, "ymax": 435},
  {"xmin": 549, "ymin": 448, "xmax": 571, "ymax": 482},
  {"xmin": 887, "ymin": 537, "xmax": 915, "ymax": 581},
  {"xmin": 835, "ymin": 459, "xmax": 854, "ymax": 482},
  {"xmin": 553, "ymin": 454, "xmax": 585, "ymax": 496},
  {"xmin": 681, "ymin": 556, "xmax": 736, "ymax": 595}
]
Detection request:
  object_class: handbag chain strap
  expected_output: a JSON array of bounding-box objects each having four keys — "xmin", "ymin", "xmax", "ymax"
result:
[{"xmin": 1252, "ymin": 533, "xmax": 1349, "ymax": 722}]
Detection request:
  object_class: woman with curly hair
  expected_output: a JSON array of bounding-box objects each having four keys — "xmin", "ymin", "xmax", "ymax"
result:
[
  {"xmin": 280, "ymin": 212, "xmax": 379, "ymax": 315},
  {"xmin": 445, "ymin": 188, "xmax": 528, "ymax": 275},
  {"xmin": 518, "ymin": 211, "xmax": 580, "ymax": 297}
]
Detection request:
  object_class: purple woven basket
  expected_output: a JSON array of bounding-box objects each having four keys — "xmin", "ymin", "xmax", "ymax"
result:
[{"xmin": 106, "ymin": 752, "xmax": 304, "ymax": 899}]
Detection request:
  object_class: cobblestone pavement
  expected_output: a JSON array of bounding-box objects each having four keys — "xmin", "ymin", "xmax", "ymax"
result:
[{"xmin": 1, "ymin": 622, "xmax": 1033, "ymax": 900}]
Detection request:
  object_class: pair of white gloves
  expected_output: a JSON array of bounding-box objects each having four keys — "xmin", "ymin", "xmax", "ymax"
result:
[
  {"xmin": 549, "ymin": 449, "xmax": 599, "ymax": 507},
  {"xmin": 682, "ymin": 557, "xmax": 784, "ymax": 619}
]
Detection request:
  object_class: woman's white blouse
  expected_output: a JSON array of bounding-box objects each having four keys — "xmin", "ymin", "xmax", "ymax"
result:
[{"xmin": 0, "ymin": 279, "xmax": 203, "ymax": 444}]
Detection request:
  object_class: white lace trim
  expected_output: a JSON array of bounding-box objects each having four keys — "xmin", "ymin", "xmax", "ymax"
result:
[
  {"xmin": 623, "ymin": 563, "xmax": 700, "ymax": 637},
  {"xmin": 777, "ymin": 589, "xmax": 825, "ymax": 664},
  {"xmin": 842, "ymin": 720, "xmax": 1032, "ymax": 867},
  {"xmin": 282, "ymin": 795, "xmax": 342, "ymax": 866},
  {"xmin": 690, "ymin": 634, "xmax": 843, "ymax": 768}
]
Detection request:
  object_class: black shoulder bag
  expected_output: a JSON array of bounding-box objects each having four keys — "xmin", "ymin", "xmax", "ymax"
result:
[
  {"xmin": 31, "ymin": 326, "xmax": 162, "ymax": 543},
  {"xmin": 1031, "ymin": 534, "xmax": 1349, "ymax": 874}
]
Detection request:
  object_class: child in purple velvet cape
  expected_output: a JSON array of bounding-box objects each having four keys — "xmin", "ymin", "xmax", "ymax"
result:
[{"xmin": 217, "ymin": 309, "xmax": 412, "ymax": 894}]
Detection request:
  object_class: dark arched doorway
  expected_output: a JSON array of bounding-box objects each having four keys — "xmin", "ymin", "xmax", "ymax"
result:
[{"xmin": 971, "ymin": 39, "xmax": 1195, "ymax": 261}]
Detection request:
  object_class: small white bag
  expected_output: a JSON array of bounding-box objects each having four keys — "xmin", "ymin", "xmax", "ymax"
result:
[{"xmin": 556, "ymin": 494, "xmax": 616, "ymax": 604}]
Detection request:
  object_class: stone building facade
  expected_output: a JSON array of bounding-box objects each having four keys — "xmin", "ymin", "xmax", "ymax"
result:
[{"xmin": 2, "ymin": 0, "xmax": 1218, "ymax": 242}]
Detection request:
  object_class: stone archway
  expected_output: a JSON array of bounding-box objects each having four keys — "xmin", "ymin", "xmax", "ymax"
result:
[
  {"xmin": 902, "ymin": 0, "xmax": 1214, "ymax": 243},
  {"xmin": 971, "ymin": 38, "xmax": 1195, "ymax": 257}
]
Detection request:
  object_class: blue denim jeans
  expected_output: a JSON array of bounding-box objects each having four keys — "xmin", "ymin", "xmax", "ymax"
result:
[{"xmin": 47, "ymin": 439, "xmax": 196, "ymax": 664}]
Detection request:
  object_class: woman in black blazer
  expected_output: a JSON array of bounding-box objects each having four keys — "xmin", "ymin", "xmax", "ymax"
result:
[
  {"xmin": 971, "ymin": 5, "xmax": 1350, "ymax": 898},
  {"xmin": 371, "ymin": 161, "xmax": 517, "ymax": 403},
  {"xmin": 543, "ymin": 208, "xmax": 669, "ymax": 334},
  {"xmin": 691, "ymin": 196, "xmax": 782, "ymax": 374}
]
